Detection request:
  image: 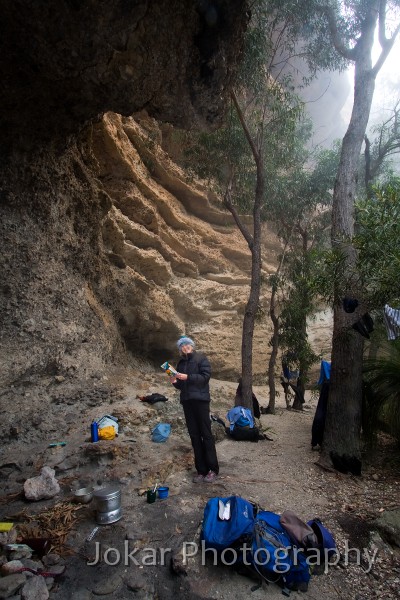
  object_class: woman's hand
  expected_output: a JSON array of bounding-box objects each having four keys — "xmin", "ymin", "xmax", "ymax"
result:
[
  {"xmin": 170, "ymin": 376, "xmax": 177, "ymax": 384},
  {"xmin": 175, "ymin": 372, "xmax": 188, "ymax": 381}
]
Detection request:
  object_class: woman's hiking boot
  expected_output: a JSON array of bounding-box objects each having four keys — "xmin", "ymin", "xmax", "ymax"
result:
[{"xmin": 204, "ymin": 470, "xmax": 218, "ymax": 483}]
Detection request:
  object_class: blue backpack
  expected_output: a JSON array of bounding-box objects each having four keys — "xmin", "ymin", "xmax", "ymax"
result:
[
  {"xmin": 250, "ymin": 511, "xmax": 311, "ymax": 593},
  {"xmin": 201, "ymin": 496, "xmax": 256, "ymax": 553},
  {"xmin": 306, "ymin": 518, "xmax": 337, "ymax": 574},
  {"xmin": 226, "ymin": 406, "xmax": 254, "ymax": 431}
]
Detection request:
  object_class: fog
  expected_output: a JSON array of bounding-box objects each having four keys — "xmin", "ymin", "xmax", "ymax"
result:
[
  {"xmin": 301, "ymin": 32, "xmax": 399, "ymax": 157},
  {"xmin": 302, "ymin": 70, "xmax": 351, "ymax": 148}
]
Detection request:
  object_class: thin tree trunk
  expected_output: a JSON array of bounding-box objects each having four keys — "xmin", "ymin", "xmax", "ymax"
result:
[
  {"xmin": 267, "ymin": 284, "xmax": 279, "ymax": 413},
  {"xmin": 241, "ymin": 174, "xmax": 263, "ymax": 411},
  {"xmin": 267, "ymin": 234, "xmax": 293, "ymax": 413},
  {"xmin": 321, "ymin": 7, "xmax": 378, "ymax": 473},
  {"xmin": 292, "ymin": 230, "xmax": 309, "ymax": 410},
  {"xmin": 228, "ymin": 91, "xmax": 264, "ymax": 412}
]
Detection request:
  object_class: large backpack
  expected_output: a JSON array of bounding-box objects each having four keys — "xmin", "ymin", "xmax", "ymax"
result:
[
  {"xmin": 306, "ymin": 518, "xmax": 338, "ymax": 574},
  {"xmin": 250, "ymin": 511, "xmax": 311, "ymax": 593},
  {"xmin": 227, "ymin": 406, "xmax": 254, "ymax": 430},
  {"xmin": 226, "ymin": 406, "xmax": 260, "ymax": 442},
  {"xmin": 280, "ymin": 510, "xmax": 317, "ymax": 548},
  {"xmin": 280, "ymin": 511, "xmax": 337, "ymax": 576},
  {"xmin": 201, "ymin": 496, "xmax": 256, "ymax": 553}
]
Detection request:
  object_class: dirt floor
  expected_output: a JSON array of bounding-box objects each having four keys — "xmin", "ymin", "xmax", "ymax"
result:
[{"xmin": 1, "ymin": 368, "xmax": 399, "ymax": 599}]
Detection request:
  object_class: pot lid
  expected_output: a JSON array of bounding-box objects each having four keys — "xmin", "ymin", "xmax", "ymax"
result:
[{"xmin": 93, "ymin": 486, "xmax": 121, "ymax": 499}]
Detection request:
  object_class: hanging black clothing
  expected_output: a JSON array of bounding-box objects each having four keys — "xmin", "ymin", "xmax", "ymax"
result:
[{"xmin": 311, "ymin": 381, "xmax": 329, "ymax": 447}]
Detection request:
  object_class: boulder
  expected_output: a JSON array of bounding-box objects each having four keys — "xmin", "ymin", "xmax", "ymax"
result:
[
  {"xmin": 23, "ymin": 466, "xmax": 60, "ymax": 501},
  {"xmin": 373, "ymin": 509, "xmax": 400, "ymax": 547}
]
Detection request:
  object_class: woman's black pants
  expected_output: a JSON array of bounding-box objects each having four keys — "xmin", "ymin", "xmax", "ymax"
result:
[{"xmin": 182, "ymin": 400, "xmax": 219, "ymax": 475}]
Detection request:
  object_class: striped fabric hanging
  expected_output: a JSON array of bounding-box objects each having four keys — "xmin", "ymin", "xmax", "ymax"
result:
[{"xmin": 383, "ymin": 304, "xmax": 400, "ymax": 340}]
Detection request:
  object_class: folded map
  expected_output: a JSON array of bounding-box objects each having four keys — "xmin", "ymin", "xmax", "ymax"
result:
[{"xmin": 160, "ymin": 361, "xmax": 178, "ymax": 376}]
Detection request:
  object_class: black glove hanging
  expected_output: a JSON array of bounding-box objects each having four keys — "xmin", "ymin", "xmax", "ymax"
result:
[{"xmin": 352, "ymin": 313, "xmax": 374, "ymax": 339}]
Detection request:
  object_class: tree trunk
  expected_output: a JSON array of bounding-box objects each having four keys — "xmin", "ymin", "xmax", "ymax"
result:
[
  {"xmin": 267, "ymin": 285, "xmax": 279, "ymax": 414},
  {"xmin": 240, "ymin": 169, "xmax": 263, "ymax": 411},
  {"xmin": 321, "ymin": 8, "xmax": 378, "ymax": 474},
  {"xmin": 229, "ymin": 91, "xmax": 264, "ymax": 413},
  {"xmin": 292, "ymin": 230, "xmax": 309, "ymax": 410}
]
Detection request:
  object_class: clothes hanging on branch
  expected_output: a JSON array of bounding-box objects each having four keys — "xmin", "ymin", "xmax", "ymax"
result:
[{"xmin": 383, "ymin": 304, "xmax": 400, "ymax": 341}]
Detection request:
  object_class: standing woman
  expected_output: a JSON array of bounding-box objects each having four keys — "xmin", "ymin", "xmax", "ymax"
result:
[{"xmin": 171, "ymin": 335, "xmax": 219, "ymax": 483}]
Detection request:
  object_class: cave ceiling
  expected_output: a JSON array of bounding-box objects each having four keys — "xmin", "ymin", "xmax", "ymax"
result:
[{"xmin": 0, "ymin": 0, "xmax": 248, "ymax": 150}]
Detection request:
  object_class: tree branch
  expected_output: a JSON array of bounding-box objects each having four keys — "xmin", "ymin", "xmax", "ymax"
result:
[
  {"xmin": 223, "ymin": 185, "xmax": 254, "ymax": 250},
  {"xmin": 378, "ymin": 0, "xmax": 388, "ymax": 45},
  {"xmin": 231, "ymin": 91, "xmax": 261, "ymax": 167},
  {"xmin": 321, "ymin": 5, "xmax": 356, "ymax": 60},
  {"xmin": 372, "ymin": 4, "xmax": 400, "ymax": 77}
]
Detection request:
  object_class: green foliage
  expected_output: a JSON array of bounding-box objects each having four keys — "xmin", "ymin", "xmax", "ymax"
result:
[
  {"xmin": 310, "ymin": 178, "xmax": 400, "ymax": 308},
  {"xmin": 267, "ymin": 145, "xmax": 339, "ymax": 239},
  {"xmin": 180, "ymin": 5, "xmax": 311, "ymax": 216},
  {"xmin": 267, "ymin": 145, "xmax": 339, "ymax": 381},
  {"xmin": 354, "ymin": 178, "xmax": 400, "ymax": 307},
  {"xmin": 362, "ymin": 338, "xmax": 400, "ymax": 445},
  {"xmin": 244, "ymin": 1, "xmax": 348, "ymax": 80},
  {"xmin": 366, "ymin": 115, "xmax": 400, "ymax": 181},
  {"xmin": 309, "ymin": 245, "xmax": 349, "ymax": 304},
  {"xmin": 278, "ymin": 250, "xmax": 322, "ymax": 381}
]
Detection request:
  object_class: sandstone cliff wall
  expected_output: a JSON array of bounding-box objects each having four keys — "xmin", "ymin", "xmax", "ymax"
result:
[
  {"xmin": 90, "ymin": 112, "xmax": 276, "ymax": 379},
  {"xmin": 0, "ymin": 111, "xmax": 277, "ymax": 398}
]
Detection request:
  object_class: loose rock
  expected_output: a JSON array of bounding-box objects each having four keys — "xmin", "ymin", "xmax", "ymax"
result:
[
  {"xmin": 0, "ymin": 573, "xmax": 27, "ymax": 598},
  {"xmin": 23, "ymin": 466, "xmax": 60, "ymax": 501},
  {"xmin": 21, "ymin": 575, "xmax": 49, "ymax": 600}
]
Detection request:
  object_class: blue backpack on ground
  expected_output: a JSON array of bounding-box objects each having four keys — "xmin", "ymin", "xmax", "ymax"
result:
[
  {"xmin": 201, "ymin": 496, "xmax": 256, "ymax": 553},
  {"xmin": 227, "ymin": 406, "xmax": 254, "ymax": 431},
  {"xmin": 250, "ymin": 511, "xmax": 311, "ymax": 594},
  {"xmin": 226, "ymin": 406, "xmax": 260, "ymax": 442},
  {"xmin": 306, "ymin": 518, "xmax": 338, "ymax": 573}
]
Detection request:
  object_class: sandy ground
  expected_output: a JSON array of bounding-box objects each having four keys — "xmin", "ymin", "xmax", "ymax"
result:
[{"xmin": 0, "ymin": 370, "xmax": 399, "ymax": 599}]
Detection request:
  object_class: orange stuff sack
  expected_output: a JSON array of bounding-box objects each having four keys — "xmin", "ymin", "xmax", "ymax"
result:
[{"xmin": 98, "ymin": 426, "xmax": 116, "ymax": 440}]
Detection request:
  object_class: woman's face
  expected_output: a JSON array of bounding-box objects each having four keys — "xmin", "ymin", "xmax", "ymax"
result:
[{"xmin": 181, "ymin": 343, "xmax": 193, "ymax": 355}]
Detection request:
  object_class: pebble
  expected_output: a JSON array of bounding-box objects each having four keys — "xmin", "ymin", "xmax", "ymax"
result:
[
  {"xmin": 124, "ymin": 572, "xmax": 147, "ymax": 591},
  {"xmin": 46, "ymin": 564, "xmax": 65, "ymax": 576},
  {"xmin": 42, "ymin": 553, "xmax": 62, "ymax": 567},
  {"xmin": 70, "ymin": 589, "xmax": 93, "ymax": 600},
  {"xmin": 20, "ymin": 558, "xmax": 44, "ymax": 571},
  {"xmin": 45, "ymin": 577, "xmax": 54, "ymax": 591},
  {"xmin": 91, "ymin": 573, "xmax": 122, "ymax": 595}
]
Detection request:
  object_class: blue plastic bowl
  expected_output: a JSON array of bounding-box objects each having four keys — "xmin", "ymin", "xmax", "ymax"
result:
[{"xmin": 158, "ymin": 486, "xmax": 169, "ymax": 499}]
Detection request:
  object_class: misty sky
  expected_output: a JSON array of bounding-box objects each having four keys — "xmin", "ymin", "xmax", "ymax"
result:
[
  {"xmin": 342, "ymin": 34, "xmax": 400, "ymax": 124},
  {"xmin": 302, "ymin": 31, "xmax": 399, "ymax": 154}
]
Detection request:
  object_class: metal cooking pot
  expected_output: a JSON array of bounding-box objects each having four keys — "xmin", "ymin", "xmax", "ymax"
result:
[
  {"xmin": 96, "ymin": 507, "xmax": 122, "ymax": 525},
  {"xmin": 73, "ymin": 486, "xmax": 94, "ymax": 504},
  {"xmin": 93, "ymin": 486, "xmax": 121, "ymax": 513}
]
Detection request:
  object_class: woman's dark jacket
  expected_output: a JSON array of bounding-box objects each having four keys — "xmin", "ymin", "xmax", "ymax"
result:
[{"xmin": 173, "ymin": 351, "xmax": 211, "ymax": 403}]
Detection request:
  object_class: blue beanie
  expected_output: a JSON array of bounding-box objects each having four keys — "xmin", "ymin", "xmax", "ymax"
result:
[{"xmin": 177, "ymin": 336, "xmax": 195, "ymax": 350}]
